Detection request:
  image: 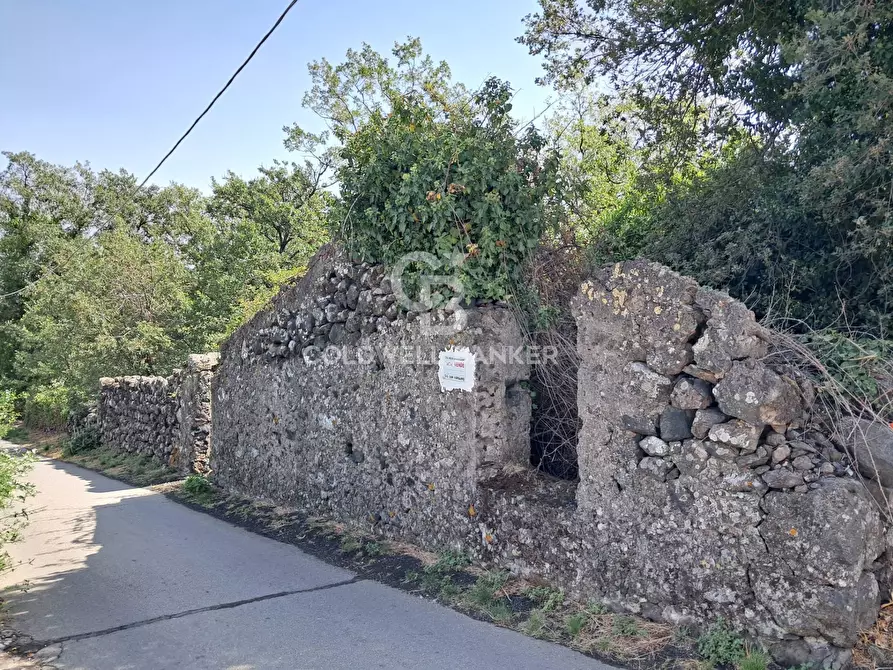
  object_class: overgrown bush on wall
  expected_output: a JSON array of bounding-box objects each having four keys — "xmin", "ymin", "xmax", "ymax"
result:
[
  {"xmin": 337, "ymin": 80, "xmax": 558, "ymax": 301},
  {"xmin": 295, "ymin": 39, "xmax": 560, "ymax": 303}
]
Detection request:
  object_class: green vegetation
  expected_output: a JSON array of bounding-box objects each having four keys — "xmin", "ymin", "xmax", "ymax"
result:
[
  {"xmin": 464, "ymin": 570, "xmax": 513, "ymax": 622},
  {"xmin": 6, "ymin": 7, "xmax": 892, "ymax": 415},
  {"xmin": 0, "ymin": 450, "xmax": 34, "ymax": 572},
  {"xmin": 522, "ymin": 0, "xmax": 893, "ymax": 339},
  {"xmin": 405, "ymin": 548, "xmax": 471, "ymax": 602},
  {"xmin": 737, "ymin": 648, "xmax": 770, "ymax": 670},
  {"xmin": 523, "ymin": 585, "xmax": 565, "ymax": 612},
  {"xmin": 696, "ymin": 619, "xmax": 746, "ymax": 667},
  {"xmin": 58, "ymin": 445, "xmax": 180, "ymax": 487},
  {"xmin": 0, "ymin": 143, "xmax": 330, "ymax": 407},
  {"xmin": 183, "ymin": 474, "xmax": 213, "ymax": 496},
  {"xmin": 62, "ymin": 425, "xmax": 100, "ymax": 456},
  {"xmin": 21, "ymin": 382, "xmax": 70, "ymax": 430},
  {"xmin": 564, "ymin": 611, "xmax": 587, "ymax": 638},
  {"xmin": 0, "ymin": 390, "xmax": 18, "ymax": 439}
]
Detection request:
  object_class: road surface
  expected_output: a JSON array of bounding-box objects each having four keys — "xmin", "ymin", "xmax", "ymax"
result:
[{"xmin": 0, "ymin": 451, "xmax": 614, "ymax": 670}]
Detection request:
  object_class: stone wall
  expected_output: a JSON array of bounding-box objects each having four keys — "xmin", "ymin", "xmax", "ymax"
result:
[
  {"xmin": 98, "ymin": 353, "xmax": 219, "ymax": 474},
  {"xmin": 208, "ymin": 249, "xmax": 887, "ymax": 667},
  {"xmin": 568, "ymin": 261, "xmax": 884, "ymax": 667},
  {"xmin": 212, "ymin": 245, "xmax": 531, "ymax": 550}
]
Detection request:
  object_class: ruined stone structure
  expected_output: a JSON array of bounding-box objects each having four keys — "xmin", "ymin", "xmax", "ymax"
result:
[
  {"xmin": 98, "ymin": 353, "xmax": 219, "ymax": 474},
  {"xmin": 568, "ymin": 261, "xmax": 885, "ymax": 667},
  {"xmin": 97, "ymin": 244, "xmax": 891, "ymax": 667}
]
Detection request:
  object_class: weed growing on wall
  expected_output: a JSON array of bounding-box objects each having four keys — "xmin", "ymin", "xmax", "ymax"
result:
[{"xmin": 696, "ymin": 619, "xmax": 746, "ymax": 667}]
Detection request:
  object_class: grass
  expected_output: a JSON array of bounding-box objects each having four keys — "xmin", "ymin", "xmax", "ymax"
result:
[
  {"xmin": 405, "ymin": 548, "xmax": 472, "ymax": 603},
  {"xmin": 737, "ymin": 648, "xmax": 769, "ymax": 670},
  {"xmin": 463, "ymin": 570, "xmax": 513, "ymax": 623},
  {"xmin": 566, "ymin": 612, "xmax": 587, "ymax": 637},
  {"xmin": 523, "ymin": 585, "xmax": 565, "ymax": 612},
  {"xmin": 63, "ymin": 447, "xmax": 180, "ymax": 487},
  {"xmin": 182, "ymin": 475, "xmax": 215, "ymax": 505},
  {"xmin": 2, "ymin": 427, "xmax": 29, "ymax": 444}
]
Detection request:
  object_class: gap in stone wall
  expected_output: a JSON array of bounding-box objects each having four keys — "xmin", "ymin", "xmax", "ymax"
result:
[{"xmin": 529, "ymin": 320, "xmax": 580, "ymax": 481}]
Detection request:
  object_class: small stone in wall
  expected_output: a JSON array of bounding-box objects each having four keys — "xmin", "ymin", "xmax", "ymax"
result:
[
  {"xmin": 735, "ymin": 445, "xmax": 770, "ymax": 468},
  {"xmin": 691, "ymin": 407, "xmax": 727, "ymax": 439},
  {"xmin": 660, "ymin": 406, "xmax": 694, "ymax": 441},
  {"xmin": 640, "ymin": 436, "xmax": 670, "ymax": 457},
  {"xmin": 708, "ymin": 419, "xmax": 761, "ymax": 453},
  {"xmin": 704, "ymin": 441, "xmax": 738, "ymax": 461},
  {"xmin": 771, "ymin": 444, "xmax": 791, "ymax": 464},
  {"xmin": 625, "ymin": 362, "xmax": 673, "ymax": 402},
  {"xmin": 762, "ymin": 468, "xmax": 804, "ymax": 489},
  {"xmin": 621, "ymin": 415, "xmax": 658, "ymax": 436},
  {"xmin": 674, "ymin": 440, "xmax": 710, "ymax": 476},
  {"xmin": 792, "ymin": 455, "xmax": 814, "ymax": 471},
  {"xmin": 670, "ymin": 376, "xmax": 714, "ymax": 410},
  {"xmin": 639, "ymin": 456, "xmax": 674, "ymax": 481}
]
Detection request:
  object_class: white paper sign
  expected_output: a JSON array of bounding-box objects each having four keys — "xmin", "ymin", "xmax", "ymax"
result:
[{"xmin": 438, "ymin": 347, "xmax": 476, "ymax": 392}]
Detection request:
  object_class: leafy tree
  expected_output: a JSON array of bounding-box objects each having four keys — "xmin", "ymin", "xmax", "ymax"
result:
[
  {"xmin": 15, "ymin": 229, "xmax": 193, "ymax": 401},
  {"xmin": 298, "ymin": 37, "xmax": 464, "ymax": 142},
  {"xmin": 523, "ymin": 0, "xmax": 893, "ymax": 334},
  {"xmin": 209, "ymin": 160, "xmax": 330, "ymax": 260}
]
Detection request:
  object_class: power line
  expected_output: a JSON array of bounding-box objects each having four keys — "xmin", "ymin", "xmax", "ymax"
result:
[{"xmin": 138, "ymin": 0, "xmax": 300, "ymax": 189}]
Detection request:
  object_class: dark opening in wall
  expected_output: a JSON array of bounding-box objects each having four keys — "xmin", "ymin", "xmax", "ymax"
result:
[{"xmin": 529, "ymin": 320, "xmax": 580, "ymax": 481}]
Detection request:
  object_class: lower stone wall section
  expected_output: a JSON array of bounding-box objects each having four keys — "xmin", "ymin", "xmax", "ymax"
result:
[{"xmin": 98, "ymin": 353, "xmax": 219, "ymax": 474}]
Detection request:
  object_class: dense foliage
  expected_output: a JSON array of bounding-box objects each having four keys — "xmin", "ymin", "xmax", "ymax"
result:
[
  {"xmin": 523, "ymin": 0, "xmax": 893, "ymax": 335},
  {"xmin": 0, "ymin": 143, "xmax": 330, "ymax": 407},
  {"xmin": 0, "ymin": 391, "xmax": 17, "ymax": 439},
  {"xmin": 0, "ymin": 449, "xmax": 33, "ymax": 573},
  {"xmin": 339, "ymin": 79, "xmax": 558, "ymax": 300},
  {"xmin": 4, "ymin": 6, "xmax": 892, "ymax": 424},
  {"xmin": 297, "ymin": 40, "xmax": 560, "ymax": 301}
]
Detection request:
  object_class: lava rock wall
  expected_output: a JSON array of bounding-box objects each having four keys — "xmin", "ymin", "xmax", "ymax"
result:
[
  {"xmin": 98, "ymin": 353, "xmax": 219, "ymax": 474},
  {"xmin": 211, "ymin": 245, "xmax": 532, "ymax": 550},
  {"xmin": 208, "ymin": 248, "xmax": 886, "ymax": 667},
  {"xmin": 570, "ymin": 260, "xmax": 884, "ymax": 667}
]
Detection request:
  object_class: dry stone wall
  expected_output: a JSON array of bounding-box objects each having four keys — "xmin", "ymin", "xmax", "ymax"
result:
[
  {"xmin": 208, "ymin": 249, "xmax": 887, "ymax": 668},
  {"xmin": 98, "ymin": 353, "xmax": 219, "ymax": 474},
  {"xmin": 212, "ymin": 245, "xmax": 531, "ymax": 550},
  {"xmin": 568, "ymin": 261, "xmax": 885, "ymax": 667}
]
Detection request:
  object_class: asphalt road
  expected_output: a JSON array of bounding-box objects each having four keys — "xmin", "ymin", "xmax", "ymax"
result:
[{"xmin": 0, "ymin": 452, "xmax": 615, "ymax": 670}]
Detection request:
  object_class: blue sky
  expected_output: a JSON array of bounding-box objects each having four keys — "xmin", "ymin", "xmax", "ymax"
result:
[{"xmin": 0, "ymin": 0, "xmax": 552, "ymax": 191}]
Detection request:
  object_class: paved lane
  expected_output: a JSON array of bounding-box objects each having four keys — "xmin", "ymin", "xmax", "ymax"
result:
[{"xmin": 0, "ymin": 454, "xmax": 614, "ymax": 670}]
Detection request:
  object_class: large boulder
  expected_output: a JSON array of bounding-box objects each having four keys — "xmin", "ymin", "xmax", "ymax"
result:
[{"xmin": 754, "ymin": 478, "xmax": 884, "ymax": 647}]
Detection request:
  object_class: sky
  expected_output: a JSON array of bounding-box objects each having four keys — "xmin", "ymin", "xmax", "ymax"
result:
[{"xmin": 0, "ymin": 0, "xmax": 553, "ymax": 191}]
